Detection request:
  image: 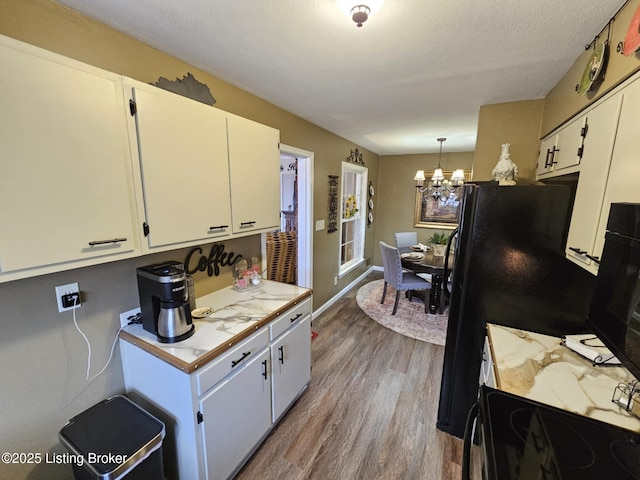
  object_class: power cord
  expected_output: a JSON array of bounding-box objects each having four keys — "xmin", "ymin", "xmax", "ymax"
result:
[{"xmin": 71, "ymin": 297, "xmax": 123, "ymax": 382}]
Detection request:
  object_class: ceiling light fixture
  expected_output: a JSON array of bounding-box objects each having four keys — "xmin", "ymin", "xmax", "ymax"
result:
[
  {"xmin": 335, "ymin": 1, "xmax": 384, "ymax": 27},
  {"xmin": 414, "ymin": 138, "xmax": 465, "ymax": 199}
]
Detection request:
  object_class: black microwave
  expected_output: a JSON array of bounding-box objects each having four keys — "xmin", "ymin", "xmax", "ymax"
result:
[{"xmin": 587, "ymin": 203, "xmax": 640, "ymax": 380}]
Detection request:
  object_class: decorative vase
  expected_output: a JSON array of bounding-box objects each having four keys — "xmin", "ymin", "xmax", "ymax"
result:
[{"xmin": 433, "ymin": 244, "xmax": 446, "ymax": 257}]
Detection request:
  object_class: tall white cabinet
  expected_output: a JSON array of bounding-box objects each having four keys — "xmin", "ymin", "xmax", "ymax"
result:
[
  {"xmin": 0, "ymin": 35, "xmax": 138, "ymax": 280},
  {"xmin": 564, "ymin": 94, "xmax": 623, "ymax": 273}
]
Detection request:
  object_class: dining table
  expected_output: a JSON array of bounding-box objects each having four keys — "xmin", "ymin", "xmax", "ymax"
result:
[{"xmin": 399, "ymin": 247, "xmax": 453, "ymax": 314}]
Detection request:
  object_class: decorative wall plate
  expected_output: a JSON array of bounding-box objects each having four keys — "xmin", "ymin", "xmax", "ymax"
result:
[
  {"xmin": 577, "ymin": 39, "xmax": 608, "ymax": 95},
  {"xmin": 623, "ymin": 5, "xmax": 640, "ymax": 56}
]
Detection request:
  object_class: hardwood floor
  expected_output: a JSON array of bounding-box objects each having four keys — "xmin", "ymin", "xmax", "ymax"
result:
[{"xmin": 236, "ymin": 271, "xmax": 464, "ymax": 479}]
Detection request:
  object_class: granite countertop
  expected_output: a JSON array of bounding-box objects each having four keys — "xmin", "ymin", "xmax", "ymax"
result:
[
  {"xmin": 487, "ymin": 323, "xmax": 640, "ymax": 432},
  {"xmin": 119, "ymin": 280, "xmax": 312, "ymax": 373}
]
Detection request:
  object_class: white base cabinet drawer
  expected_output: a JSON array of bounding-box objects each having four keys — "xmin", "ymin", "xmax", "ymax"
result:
[
  {"xmin": 196, "ymin": 329, "xmax": 269, "ymax": 395},
  {"xmin": 270, "ymin": 297, "xmax": 312, "ymax": 340}
]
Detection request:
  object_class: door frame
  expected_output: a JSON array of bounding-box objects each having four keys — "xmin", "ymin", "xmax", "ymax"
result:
[{"xmin": 262, "ymin": 144, "xmax": 314, "ymax": 289}]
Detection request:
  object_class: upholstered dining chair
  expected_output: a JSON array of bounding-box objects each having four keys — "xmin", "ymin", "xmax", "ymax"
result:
[
  {"xmin": 394, "ymin": 231, "xmax": 431, "ymax": 281},
  {"xmin": 394, "ymin": 231, "xmax": 418, "ymax": 249},
  {"xmin": 379, "ymin": 241, "xmax": 431, "ymax": 315}
]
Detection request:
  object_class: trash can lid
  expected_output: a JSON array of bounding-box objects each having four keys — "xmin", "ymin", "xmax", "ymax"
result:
[{"xmin": 59, "ymin": 395, "xmax": 165, "ymax": 480}]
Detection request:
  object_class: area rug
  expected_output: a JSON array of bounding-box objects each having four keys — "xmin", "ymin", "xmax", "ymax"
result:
[{"xmin": 356, "ymin": 279, "xmax": 448, "ymax": 346}]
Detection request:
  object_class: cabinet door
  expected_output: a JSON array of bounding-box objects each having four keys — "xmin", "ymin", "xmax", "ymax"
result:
[
  {"xmin": 0, "ymin": 39, "xmax": 137, "ymax": 277},
  {"xmin": 565, "ymin": 94, "xmax": 623, "ymax": 272},
  {"xmin": 593, "ymin": 78, "xmax": 640, "ymax": 263},
  {"xmin": 553, "ymin": 115, "xmax": 586, "ymax": 171},
  {"xmin": 199, "ymin": 348, "xmax": 271, "ymax": 480},
  {"xmin": 536, "ymin": 135, "xmax": 557, "ymax": 176},
  {"xmin": 227, "ymin": 114, "xmax": 280, "ymax": 234},
  {"xmin": 128, "ymin": 82, "xmax": 232, "ymax": 250},
  {"xmin": 271, "ymin": 315, "xmax": 311, "ymax": 422}
]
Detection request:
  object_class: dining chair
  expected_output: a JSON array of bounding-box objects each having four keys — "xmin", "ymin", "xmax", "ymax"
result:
[
  {"xmin": 394, "ymin": 232, "xmax": 418, "ymax": 249},
  {"xmin": 379, "ymin": 241, "xmax": 431, "ymax": 314},
  {"xmin": 394, "ymin": 231, "xmax": 431, "ymax": 281}
]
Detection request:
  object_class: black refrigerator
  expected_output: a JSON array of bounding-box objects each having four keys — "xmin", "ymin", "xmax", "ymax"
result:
[{"xmin": 436, "ymin": 183, "xmax": 596, "ymax": 438}]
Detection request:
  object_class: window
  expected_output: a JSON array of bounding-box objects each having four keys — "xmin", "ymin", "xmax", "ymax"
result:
[{"xmin": 339, "ymin": 162, "xmax": 368, "ymax": 276}]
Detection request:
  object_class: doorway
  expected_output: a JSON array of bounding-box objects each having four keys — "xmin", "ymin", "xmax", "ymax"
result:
[{"xmin": 262, "ymin": 145, "xmax": 313, "ymax": 289}]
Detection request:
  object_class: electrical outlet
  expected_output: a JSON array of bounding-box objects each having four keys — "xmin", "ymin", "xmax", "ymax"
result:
[
  {"xmin": 334, "ymin": 276, "xmax": 338, "ymax": 285},
  {"xmin": 55, "ymin": 282, "xmax": 81, "ymax": 312},
  {"xmin": 119, "ymin": 307, "xmax": 141, "ymax": 328}
]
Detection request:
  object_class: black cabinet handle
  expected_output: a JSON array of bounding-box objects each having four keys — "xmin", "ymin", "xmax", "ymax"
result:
[
  {"xmin": 240, "ymin": 221, "xmax": 256, "ymax": 228},
  {"xmin": 278, "ymin": 345, "xmax": 284, "ymax": 364},
  {"xmin": 208, "ymin": 225, "xmax": 229, "ymax": 231},
  {"xmin": 262, "ymin": 360, "xmax": 268, "ymax": 379},
  {"xmin": 88, "ymin": 238, "xmax": 127, "ymax": 246},
  {"xmin": 231, "ymin": 351, "xmax": 251, "ymax": 368},
  {"xmin": 569, "ymin": 246, "xmax": 588, "ymax": 255},
  {"xmin": 544, "ymin": 148, "xmax": 552, "ymax": 168},
  {"xmin": 289, "ymin": 313, "xmax": 303, "ymax": 323},
  {"xmin": 585, "ymin": 254, "xmax": 600, "ymax": 264},
  {"xmin": 550, "ymin": 146, "xmax": 559, "ymax": 164}
]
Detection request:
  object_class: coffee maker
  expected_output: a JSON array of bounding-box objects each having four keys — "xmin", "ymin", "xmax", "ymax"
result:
[{"xmin": 136, "ymin": 261, "xmax": 195, "ymax": 343}]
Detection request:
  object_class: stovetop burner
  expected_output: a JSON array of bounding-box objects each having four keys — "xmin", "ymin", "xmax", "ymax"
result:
[{"xmin": 480, "ymin": 387, "xmax": 640, "ymax": 480}]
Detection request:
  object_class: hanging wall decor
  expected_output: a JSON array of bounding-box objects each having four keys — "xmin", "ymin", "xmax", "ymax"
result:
[
  {"xmin": 346, "ymin": 148, "xmax": 365, "ymax": 166},
  {"xmin": 328, "ymin": 175, "xmax": 339, "ymax": 233},
  {"xmin": 154, "ymin": 72, "xmax": 216, "ymax": 105},
  {"xmin": 367, "ymin": 181, "xmax": 374, "ymax": 227}
]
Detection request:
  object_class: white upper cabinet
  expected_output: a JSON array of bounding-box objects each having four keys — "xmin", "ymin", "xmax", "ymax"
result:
[
  {"xmin": 565, "ymin": 93, "xmax": 623, "ymax": 273},
  {"xmin": 537, "ymin": 115, "xmax": 586, "ymax": 177},
  {"xmin": 0, "ymin": 36, "xmax": 138, "ymax": 281},
  {"xmin": 226, "ymin": 114, "xmax": 280, "ymax": 235},
  {"xmin": 125, "ymin": 79, "xmax": 232, "ymax": 252}
]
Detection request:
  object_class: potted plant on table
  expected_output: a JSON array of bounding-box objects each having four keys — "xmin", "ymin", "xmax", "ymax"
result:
[{"xmin": 427, "ymin": 231, "xmax": 449, "ymax": 257}]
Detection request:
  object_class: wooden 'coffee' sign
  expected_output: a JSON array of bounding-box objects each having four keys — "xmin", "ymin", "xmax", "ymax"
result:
[{"xmin": 184, "ymin": 244, "xmax": 242, "ymax": 277}]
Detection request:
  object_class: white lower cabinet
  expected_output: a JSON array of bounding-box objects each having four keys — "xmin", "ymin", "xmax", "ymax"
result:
[
  {"xmin": 200, "ymin": 348, "xmax": 272, "ymax": 480},
  {"xmin": 120, "ymin": 296, "xmax": 312, "ymax": 480},
  {"xmin": 271, "ymin": 315, "xmax": 312, "ymax": 422}
]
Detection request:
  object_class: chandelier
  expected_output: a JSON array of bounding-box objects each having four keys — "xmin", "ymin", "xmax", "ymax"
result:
[{"xmin": 414, "ymin": 138, "xmax": 465, "ymax": 199}]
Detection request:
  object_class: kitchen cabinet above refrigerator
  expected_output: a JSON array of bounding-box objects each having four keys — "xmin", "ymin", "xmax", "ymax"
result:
[{"xmin": 539, "ymin": 68, "xmax": 640, "ymax": 276}]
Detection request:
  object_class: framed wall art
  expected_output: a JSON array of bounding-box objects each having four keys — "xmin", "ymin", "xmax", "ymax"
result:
[{"xmin": 414, "ymin": 170, "xmax": 471, "ymax": 229}]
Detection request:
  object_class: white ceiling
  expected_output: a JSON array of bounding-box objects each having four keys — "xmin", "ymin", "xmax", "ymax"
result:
[{"xmin": 56, "ymin": 0, "xmax": 625, "ymax": 155}]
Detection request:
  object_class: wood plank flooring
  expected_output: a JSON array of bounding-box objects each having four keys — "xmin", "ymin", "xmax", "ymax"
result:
[{"xmin": 236, "ymin": 271, "xmax": 464, "ymax": 480}]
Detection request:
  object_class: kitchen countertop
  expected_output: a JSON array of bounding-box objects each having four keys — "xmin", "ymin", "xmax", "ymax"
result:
[
  {"xmin": 487, "ymin": 323, "xmax": 640, "ymax": 432},
  {"xmin": 119, "ymin": 280, "xmax": 312, "ymax": 373}
]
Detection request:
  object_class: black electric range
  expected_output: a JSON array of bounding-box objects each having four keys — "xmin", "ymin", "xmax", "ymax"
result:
[{"xmin": 475, "ymin": 386, "xmax": 640, "ymax": 480}]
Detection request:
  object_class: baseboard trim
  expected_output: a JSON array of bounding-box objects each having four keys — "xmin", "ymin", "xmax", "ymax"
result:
[{"xmin": 313, "ymin": 266, "xmax": 379, "ymax": 319}]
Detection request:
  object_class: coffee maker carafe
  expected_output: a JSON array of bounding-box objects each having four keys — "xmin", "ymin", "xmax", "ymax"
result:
[{"xmin": 136, "ymin": 261, "xmax": 195, "ymax": 343}]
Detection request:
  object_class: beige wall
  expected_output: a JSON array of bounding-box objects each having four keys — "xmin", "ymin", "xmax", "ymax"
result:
[
  {"xmin": 373, "ymin": 152, "xmax": 474, "ymax": 266},
  {"xmin": 0, "ymin": 1, "xmax": 379, "ymax": 477},
  {"xmin": 472, "ymin": 99, "xmax": 545, "ymax": 183},
  {"xmin": 542, "ymin": 0, "xmax": 640, "ymax": 135}
]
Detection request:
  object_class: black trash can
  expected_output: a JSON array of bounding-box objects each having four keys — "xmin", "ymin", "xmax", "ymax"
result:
[{"xmin": 59, "ymin": 395, "xmax": 165, "ymax": 480}]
